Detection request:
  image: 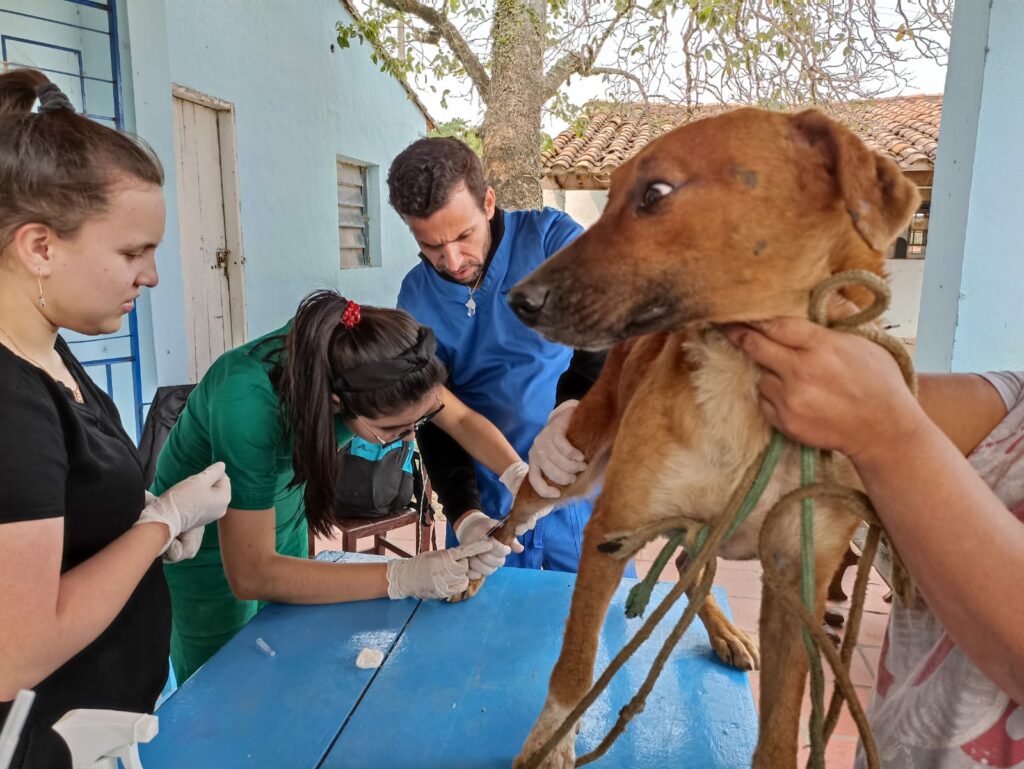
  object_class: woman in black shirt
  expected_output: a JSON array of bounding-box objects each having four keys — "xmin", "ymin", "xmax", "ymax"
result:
[{"xmin": 0, "ymin": 70, "xmax": 231, "ymax": 768}]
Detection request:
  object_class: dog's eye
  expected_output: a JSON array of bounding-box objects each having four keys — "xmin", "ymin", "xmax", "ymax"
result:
[{"xmin": 640, "ymin": 182, "xmax": 674, "ymax": 210}]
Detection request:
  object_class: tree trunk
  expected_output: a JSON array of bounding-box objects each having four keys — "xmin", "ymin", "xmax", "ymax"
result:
[{"xmin": 481, "ymin": 0, "xmax": 545, "ymax": 210}]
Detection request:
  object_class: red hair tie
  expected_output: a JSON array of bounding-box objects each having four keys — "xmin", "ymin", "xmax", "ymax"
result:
[{"xmin": 341, "ymin": 300, "xmax": 361, "ymax": 329}]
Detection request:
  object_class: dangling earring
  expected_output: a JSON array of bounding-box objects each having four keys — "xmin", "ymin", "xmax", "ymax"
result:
[{"xmin": 37, "ymin": 270, "xmax": 46, "ymax": 308}]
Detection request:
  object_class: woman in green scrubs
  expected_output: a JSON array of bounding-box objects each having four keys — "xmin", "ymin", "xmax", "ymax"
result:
[{"xmin": 153, "ymin": 289, "xmax": 527, "ymax": 681}]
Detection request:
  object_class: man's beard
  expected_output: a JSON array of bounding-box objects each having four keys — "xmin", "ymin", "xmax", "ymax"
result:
[
  {"xmin": 443, "ymin": 263, "xmax": 483, "ymax": 285},
  {"xmin": 435, "ymin": 225, "xmax": 491, "ymax": 284}
]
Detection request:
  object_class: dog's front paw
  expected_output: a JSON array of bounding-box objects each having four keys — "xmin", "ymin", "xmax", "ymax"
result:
[
  {"xmin": 708, "ymin": 624, "xmax": 760, "ymax": 671},
  {"xmin": 513, "ymin": 697, "xmax": 577, "ymax": 769},
  {"xmin": 446, "ymin": 577, "xmax": 485, "ymax": 604}
]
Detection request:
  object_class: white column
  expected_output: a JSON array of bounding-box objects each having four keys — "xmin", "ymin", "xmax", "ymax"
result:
[{"xmin": 916, "ymin": 0, "xmax": 1024, "ymax": 372}]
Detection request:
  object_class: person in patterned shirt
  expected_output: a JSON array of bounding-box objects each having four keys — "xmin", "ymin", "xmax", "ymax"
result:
[{"xmin": 724, "ymin": 318, "xmax": 1024, "ymax": 769}]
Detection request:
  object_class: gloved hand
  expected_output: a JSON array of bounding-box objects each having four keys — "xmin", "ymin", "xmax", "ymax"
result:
[
  {"xmin": 528, "ymin": 400, "xmax": 586, "ymax": 499},
  {"xmin": 385, "ymin": 540, "xmax": 494, "ymax": 600},
  {"xmin": 143, "ymin": 491, "xmax": 207, "ymax": 563},
  {"xmin": 163, "ymin": 526, "xmax": 206, "ymax": 564},
  {"xmin": 513, "ymin": 503, "xmax": 556, "ymax": 537},
  {"xmin": 135, "ymin": 463, "xmax": 231, "ymax": 555},
  {"xmin": 454, "ymin": 510, "xmax": 525, "ymax": 580},
  {"xmin": 499, "ymin": 460, "xmax": 529, "ymax": 497}
]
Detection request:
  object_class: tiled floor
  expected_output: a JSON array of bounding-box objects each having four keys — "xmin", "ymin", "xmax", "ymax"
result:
[{"xmin": 316, "ymin": 517, "xmax": 891, "ymax": 769}]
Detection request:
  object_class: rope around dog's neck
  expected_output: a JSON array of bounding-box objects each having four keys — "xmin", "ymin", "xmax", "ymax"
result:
[{"xmin": 520, "ymin": 269, "xmax": 915, "ymax": 769}]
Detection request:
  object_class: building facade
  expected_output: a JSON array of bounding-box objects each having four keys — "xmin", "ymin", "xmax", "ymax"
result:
[{"xmin": 1, "ymin": 0, "xmax": 432, "ymax": 437}]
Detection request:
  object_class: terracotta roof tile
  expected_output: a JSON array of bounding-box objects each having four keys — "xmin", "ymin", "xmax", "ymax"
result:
[{"xmin": 542, "ymin": 95, "xmax": 942, "ymax": 183}]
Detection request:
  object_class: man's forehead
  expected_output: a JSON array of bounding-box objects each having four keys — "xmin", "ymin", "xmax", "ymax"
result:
[{"xmin": 408, "ymin": 208, "xmax": 479, "ymax": 243}]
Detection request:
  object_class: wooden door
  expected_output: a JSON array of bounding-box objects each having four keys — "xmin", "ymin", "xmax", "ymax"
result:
[{"xmin": 172, "ymin": 92, "xmax": 245, "ymax": 381}]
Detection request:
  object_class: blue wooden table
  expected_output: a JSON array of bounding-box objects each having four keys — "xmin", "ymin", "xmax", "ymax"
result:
[{"xmin": 141, "ymin": 562, "xmax": 757, "ymax": 768}]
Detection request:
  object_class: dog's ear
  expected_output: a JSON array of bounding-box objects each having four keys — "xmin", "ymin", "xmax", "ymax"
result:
[{"xmin": 791, "ymin": 109, "xmax": 921, "ymax": 252}]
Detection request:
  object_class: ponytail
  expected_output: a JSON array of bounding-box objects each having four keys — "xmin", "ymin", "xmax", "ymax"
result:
[{"xmin": 277, "ymin": 290, "xmax": 446, "ymax": 536}]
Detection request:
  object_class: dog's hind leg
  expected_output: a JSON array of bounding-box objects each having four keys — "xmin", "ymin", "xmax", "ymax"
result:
[
  {"xmin": 673, "ymin": 550, "xmax": 761, "ymax": 670},
  {"xmin": 753, "ymin": 511, "xmax": 858, "ymax": 769}
]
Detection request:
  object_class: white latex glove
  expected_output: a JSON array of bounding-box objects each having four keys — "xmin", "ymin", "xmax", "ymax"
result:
[
  {"xmin": 385, "ymin": 540, "xmax": 493, "ymax": 600},
  {"xmin": 513, "ymin": 503, "xmax": 556, "ymax": 537},
  {"xmin": 143, "ymin": 491, "xmax": 206, "ymax": 564},
  {"xmin": 499, "ymin": 460, "xmax": 529, "ymax": 496},
  {"xmin": 135, "ymin": 463, "xmax": 231, "ymax": 555},
  {"xmin": 454, "ymin": 510, "xmax": 525, "ymax": 580},
  {"xmin": 163, "ymin": 526, "xmax": 206, "ymax": 564},
  {"xmin": 528, "ymin": 400, "xmax": 586, "ymax": 499}
]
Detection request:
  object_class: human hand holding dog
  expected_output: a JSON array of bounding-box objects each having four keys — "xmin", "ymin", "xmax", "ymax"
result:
[
  {"xmin": 528, "ymin": 400, "xmax": 587, "ymax": 498},
  {"xmin": 454, "ymin": 510, "xmax": 524, "ymax": 579},
  {"xmin": 385, "ymin": 541, "xmax": 493, "ymax": 600},
  {"xmin": 723, "ymin": 318, "xmax": 925, "ymax": 465}
]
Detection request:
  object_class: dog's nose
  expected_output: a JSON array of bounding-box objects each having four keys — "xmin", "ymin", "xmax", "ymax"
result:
[{"xmin": 508, "ymin": 284, "xmax": 550, "ymax": 324}]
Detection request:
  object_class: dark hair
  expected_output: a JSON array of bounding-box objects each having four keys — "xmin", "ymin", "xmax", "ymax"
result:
[
  {"xmin": 277, "ymin": 289, "xmax": 447, "ymax": 536},
  {"xmin": 387, "ymin": 136, "xmax": 487, "ymax": 219},
  {"xmin": 0, "ymin": 69, "xmax": 164, "ymax": 251}
]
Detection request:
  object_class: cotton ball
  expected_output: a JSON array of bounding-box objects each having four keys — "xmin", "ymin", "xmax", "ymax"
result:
[{"xmin": 355, "ymin": 647, "xmax": 384, "ymax": 669}]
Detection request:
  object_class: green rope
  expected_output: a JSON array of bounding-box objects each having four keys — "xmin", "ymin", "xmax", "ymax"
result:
[
  {"xmin": 800, "ymin": 445, "xmax": 826, "ymax": 769},
  {"xmin": 625, "ymin": 530, "xmax": 685, "ymax": 618},
  {"xmin": 624, "ymin": 431, "xmax": 789, "ymax": 618}
]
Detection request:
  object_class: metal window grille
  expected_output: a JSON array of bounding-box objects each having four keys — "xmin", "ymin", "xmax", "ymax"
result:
[
  {"xmin": 338, "ymin": 160, "xmax": 371, "ymax": 269},
  {"xmin": 0, "ymin": 0, "xmax": 146, "ymax": 440}
]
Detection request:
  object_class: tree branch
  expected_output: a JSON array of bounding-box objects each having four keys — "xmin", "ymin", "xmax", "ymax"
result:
[
  {"xmin": 585, "ymin": 66, "xmax": 650, "ymax": 109},
  {"xmin": 379, "ymin": 0, "xmax": 491, "ymax": 99},
  {"xmin": 541, "ymin": 1, "xmax": 635, "ymax": 101}
]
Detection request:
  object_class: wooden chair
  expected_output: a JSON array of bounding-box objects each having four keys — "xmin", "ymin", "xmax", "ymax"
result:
[
  {"xmin": 309, "ymin": 456, "xmax": 437, "ymax": 558},
  {"xmin": 331, "ymin": 504, "xmax": 434, "ymax": 558}
]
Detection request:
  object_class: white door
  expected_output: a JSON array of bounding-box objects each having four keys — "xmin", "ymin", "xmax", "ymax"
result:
[{"xmin": 172, "ymin": 91, "xmax": 246, "ymax": 382}]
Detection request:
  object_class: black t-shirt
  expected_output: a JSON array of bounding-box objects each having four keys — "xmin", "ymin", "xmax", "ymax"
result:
[{"xmin": 0, "ymin": 338, "xmax": 171, "ymax": 769}]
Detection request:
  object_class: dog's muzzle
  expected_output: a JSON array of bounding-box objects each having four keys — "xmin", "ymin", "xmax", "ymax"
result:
[{"xmin": 508, "ymin": 283, "xmax": 550, "ymax": 326}]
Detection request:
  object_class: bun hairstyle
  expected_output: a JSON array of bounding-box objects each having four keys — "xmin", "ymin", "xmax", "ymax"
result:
[
  {"xmin": 277, "ymin": 289, "xmax": 446, "ymax": 534},
  {"xmin": 0, "ymin": 68, "xmax": 163, "ymax": 252}
]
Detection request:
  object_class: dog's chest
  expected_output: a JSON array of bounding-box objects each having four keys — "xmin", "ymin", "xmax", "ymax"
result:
[{"xmin": 650, "ymin": 335, "xmax": 804, "ymax": 560}]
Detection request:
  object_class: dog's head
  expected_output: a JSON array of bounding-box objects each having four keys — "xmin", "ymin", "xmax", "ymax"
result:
[{"xmin": 509, "ymin": 108, "xmax": 921, "ymax": 349}]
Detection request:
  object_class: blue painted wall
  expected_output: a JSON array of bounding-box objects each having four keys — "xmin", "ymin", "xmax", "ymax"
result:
[{"xmin": 120, "ymin": 0, "xmax": 430, "ymax": 391}]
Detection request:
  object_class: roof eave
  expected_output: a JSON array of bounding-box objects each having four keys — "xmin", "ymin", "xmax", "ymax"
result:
[{"xmin": 337, "ymin": 0, "xmax": 436, "ymax": 129}]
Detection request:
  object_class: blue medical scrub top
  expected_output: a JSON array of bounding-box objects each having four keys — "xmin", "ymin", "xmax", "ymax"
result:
[{"xmin": 398, "ymin": 208, "xmax": 593, "ymax": 571}]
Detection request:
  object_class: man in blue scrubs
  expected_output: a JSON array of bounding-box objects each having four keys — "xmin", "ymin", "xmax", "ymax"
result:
[{"xmin": 389, "ymin": 137, "xmax": 608, "ymax": 574}]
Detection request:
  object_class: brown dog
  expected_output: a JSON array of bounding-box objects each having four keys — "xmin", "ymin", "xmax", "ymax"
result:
[{"xmin": 503, "ymin": 108, "xmax": 919, "ymax": 768}]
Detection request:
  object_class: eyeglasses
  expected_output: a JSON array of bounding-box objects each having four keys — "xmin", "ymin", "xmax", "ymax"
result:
[{"xmin": 357, "ymin": 395, "xmax": 445, "ymax": 446}]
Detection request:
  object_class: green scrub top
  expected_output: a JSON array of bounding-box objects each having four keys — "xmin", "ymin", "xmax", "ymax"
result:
[{"xmin": 152, "ymin": 323, "xmax": 353, "ymax": 682}]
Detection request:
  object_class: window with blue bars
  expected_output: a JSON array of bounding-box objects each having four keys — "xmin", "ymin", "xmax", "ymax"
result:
[{"xmin": 1, "ymin": 0, "xmax": 146, "ymax": 440}]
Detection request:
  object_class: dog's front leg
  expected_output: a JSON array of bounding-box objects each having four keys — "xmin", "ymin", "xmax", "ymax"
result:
[
  {"xmin": 451, "ymin": 369, "xmax": 621, "ymax": 603},
  {"xmin": 513, "ymin": 508, "xmax": 628, "ymax": 769}
]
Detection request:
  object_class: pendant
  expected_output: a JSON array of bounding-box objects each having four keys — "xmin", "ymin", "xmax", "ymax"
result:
[{"xmin": 466, "ymin": 296, "xmax": 477, "ymax": 317}]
